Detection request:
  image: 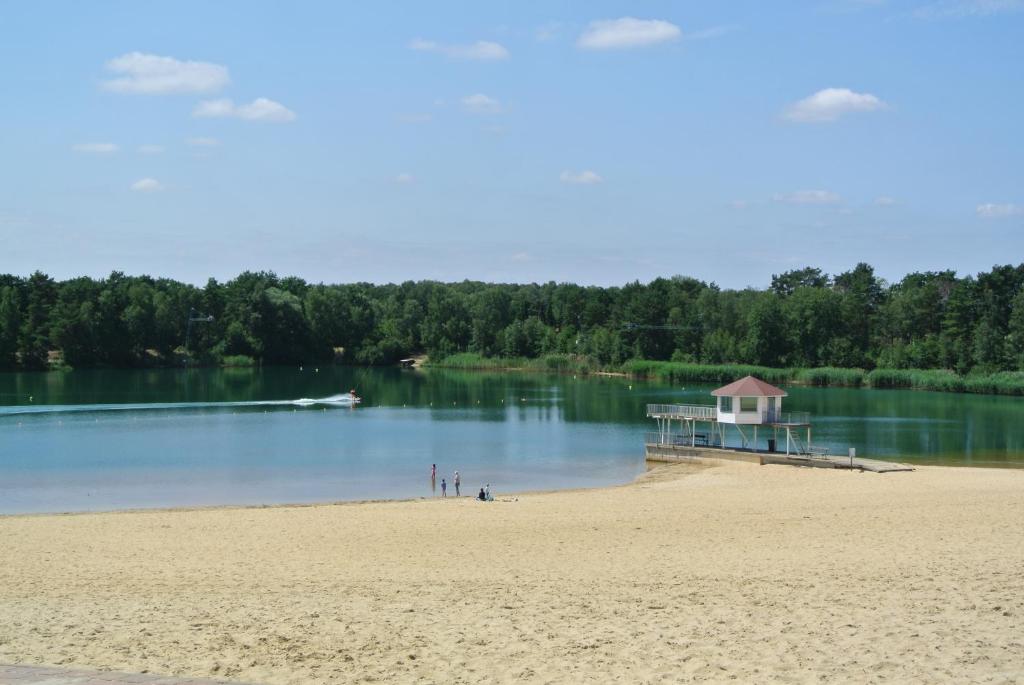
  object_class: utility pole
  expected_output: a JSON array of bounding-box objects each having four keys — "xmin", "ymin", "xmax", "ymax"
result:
[{"xmin": 184, "ymin": 308, "xmax": 214, "ymax": 365}]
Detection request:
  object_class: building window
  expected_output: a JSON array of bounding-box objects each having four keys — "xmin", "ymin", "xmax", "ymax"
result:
[
  {"xmin": 739, "ymin": 397, "xmax": 758, "ymax": 412},
  {"xmin": 720, "ymin": 396, "xmax": 733, "ymax": 413}
]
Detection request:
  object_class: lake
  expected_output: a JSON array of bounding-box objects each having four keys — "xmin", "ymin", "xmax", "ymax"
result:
[{"xmin": 2, "ymin": 366, "xmax": 1023, "ymax": 514}]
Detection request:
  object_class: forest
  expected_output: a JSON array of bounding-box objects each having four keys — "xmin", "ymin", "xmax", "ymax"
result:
[{"xmin": 2, "ymin": 263, "xmax": 1024, "ymax": 379}]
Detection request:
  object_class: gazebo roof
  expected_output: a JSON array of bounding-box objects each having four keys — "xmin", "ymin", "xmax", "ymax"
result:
[{"xmin": 710, "ymin": 375, "xmax": 787, "ymax": 397}]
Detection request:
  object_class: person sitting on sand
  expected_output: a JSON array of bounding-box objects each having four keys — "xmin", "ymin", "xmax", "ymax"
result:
[{"xmin": 478, "ymin": 487, "xmax": 486, "ymax": 501}]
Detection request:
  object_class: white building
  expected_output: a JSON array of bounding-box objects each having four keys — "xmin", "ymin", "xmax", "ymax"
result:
[{"xmin": 711, "ymin": 375, "xmax": 786, "ymax": 425}]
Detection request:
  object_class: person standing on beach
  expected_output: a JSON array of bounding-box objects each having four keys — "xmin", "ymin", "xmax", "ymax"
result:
[
  {"xmin": 441, "ymin": 478, "xmax": 447, "ymax": 497},
  {"xmin": 431, "ymin": 463, "xmax": 436, "ymax": 480},
  {"xmin": 454, "ymin": 471, "xmax": 461, "ymax": 496}
]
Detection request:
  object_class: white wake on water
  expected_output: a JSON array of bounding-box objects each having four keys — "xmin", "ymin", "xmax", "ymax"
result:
[{"xmin": 0, "ymin": 394, "xmax": 361, "ymax": 416}]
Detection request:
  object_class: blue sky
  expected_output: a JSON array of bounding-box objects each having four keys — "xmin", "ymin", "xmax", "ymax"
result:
[{"xmin": 1, "ymin": 0, "xmax": 1022, "ymax": 288}]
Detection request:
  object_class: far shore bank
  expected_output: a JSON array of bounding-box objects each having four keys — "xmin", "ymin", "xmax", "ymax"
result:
[
  {"xmin": 2, "ymin": 460, "xmax": 1023, "ymax": 683},
  {"xmin": 428, "ymin": 353, "xmax": 1024, "ymax": 396},
  {"xmin": 7, "ymin": 353, "xmax": 1024, "ymax": 398}
]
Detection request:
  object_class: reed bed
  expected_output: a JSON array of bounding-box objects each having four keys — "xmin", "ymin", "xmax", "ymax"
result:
[{"xmin": 431, "ymin": 354, "xmax": 1024, "ymax": 396}]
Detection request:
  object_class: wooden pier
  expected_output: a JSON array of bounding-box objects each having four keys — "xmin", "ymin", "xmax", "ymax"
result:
[
  {"xmin": 646, "ymin": 444, "xmax": 914, "ymax": 473},
  {"xmin": 643, "ymin": 378, "xmax": 914, "ymax": 474},
  {"xmin": 759, "ymin": 453, "xmax": 914, "ymax": 472}
]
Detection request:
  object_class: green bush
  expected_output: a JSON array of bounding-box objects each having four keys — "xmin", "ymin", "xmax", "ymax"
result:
[
  {"xmin": 793, "ymin": 367, "xmax": 865, "ymax": 387},
  {"xmin": 220, "ymin": 354, "xmax": 257, "ymax": 368},
  {"xmin": 619, "ymin": 360, "xmax": 792, "ymax": 385},
  {"xmin": 963, "ymin": 371, "xmax": 1024, "ymax": 396},
  {"xmin": 866, "ymin": 368, "xmax": 965, "ymax": 392}
]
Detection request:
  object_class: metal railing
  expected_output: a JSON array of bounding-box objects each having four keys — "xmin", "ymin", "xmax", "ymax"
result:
[
  {"xmin": 646, "ymin": 403, "xmax": 716, "ymax": 420},
  {"xmin": 762, "ymin": 410, "xmax": 811, "ymax": 425},
  {"xmin": 645, "ymin": 432, "xmax": 711, "ymax": 447}
]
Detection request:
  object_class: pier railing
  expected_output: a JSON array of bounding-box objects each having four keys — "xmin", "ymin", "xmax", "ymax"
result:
[
  {"xmin": 646, "ymin": 404, "xmax": 716, "ymax": 420},
  {"xmin": 645, "ymin": 432, "xmax": 709, "ymax": 447},
  {"xmin": 762, "ymin": 410, "xmax": 811, "ymax": 425}
]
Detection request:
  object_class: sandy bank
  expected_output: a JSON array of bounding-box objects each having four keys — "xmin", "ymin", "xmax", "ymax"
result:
[{"xmin": 1, "ymin": 461, "xmax": 1022, "ymax": 684}]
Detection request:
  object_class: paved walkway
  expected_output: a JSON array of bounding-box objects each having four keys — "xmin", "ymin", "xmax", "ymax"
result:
[{"xmin": 0, "ymin": 665, "xmax": 259, "ymax": 685}]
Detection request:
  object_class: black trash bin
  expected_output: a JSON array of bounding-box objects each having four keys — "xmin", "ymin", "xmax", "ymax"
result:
[{"xmin": 767, "ymin": 438, "xmax": 776, "ymax": 453}]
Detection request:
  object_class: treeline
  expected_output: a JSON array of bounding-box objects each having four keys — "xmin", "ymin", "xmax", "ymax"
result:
[{"xmin": 2, "ymin": 263, "xmax": 1024, "ymax": 374}]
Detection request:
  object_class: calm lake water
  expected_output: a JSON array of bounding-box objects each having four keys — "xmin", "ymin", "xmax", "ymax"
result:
[{"xmin": 1, "ymin": 367, "xmax": 1023, "ymax": 514}]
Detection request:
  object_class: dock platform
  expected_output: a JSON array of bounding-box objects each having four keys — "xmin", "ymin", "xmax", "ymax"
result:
[
  {"xmin": 759, "ymin": 453, "xmax": 915, "ymax": 472},
  {"xmin": 646, "ymin": 444, "xmax": 914, "ymax": 473}
]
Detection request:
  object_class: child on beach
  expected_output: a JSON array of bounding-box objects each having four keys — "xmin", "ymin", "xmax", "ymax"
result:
[{"xmin": 441, "ymin": 479, "xmax": 447, "ymax": 497}]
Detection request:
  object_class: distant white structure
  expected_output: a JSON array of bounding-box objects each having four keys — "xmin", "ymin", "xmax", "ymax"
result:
[
  {"xmin": 711, "ymin": 375, "xmax": 787, "ymax": 425},
  {"xmin": 645, "ymin": 375, "xmax": 813, "ymax": 456}
]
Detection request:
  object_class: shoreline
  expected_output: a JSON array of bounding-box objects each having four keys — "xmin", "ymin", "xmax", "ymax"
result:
[
  {"xmin": 0, "ymin": 461, "xmax": 677, "ymax": 520},
  {"xmin": 8, "ymin": 457, "xmax": 1024, "ymax": 520}
]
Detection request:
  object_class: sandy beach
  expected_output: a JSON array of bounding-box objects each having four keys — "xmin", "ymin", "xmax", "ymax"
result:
[{"xmin": 2, "ymin": 461, "xmax": 1023, "ymax": 684}]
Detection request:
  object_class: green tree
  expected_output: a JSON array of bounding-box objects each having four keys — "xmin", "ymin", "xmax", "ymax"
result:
[
  {"xmin": 0, "ymin": 285, "xmax": 21, "ymax": 368},
  {"xmin": 18, "ymin": 271, "xmax": 57, "ymax": 369}
]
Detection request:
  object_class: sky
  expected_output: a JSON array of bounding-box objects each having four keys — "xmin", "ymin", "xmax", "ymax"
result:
[{"xmin": 1, "ymin": 0, "xmax": 1022, "ymax": 289}]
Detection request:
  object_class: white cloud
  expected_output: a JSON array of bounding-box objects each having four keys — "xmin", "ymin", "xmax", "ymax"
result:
[
  {"xmin": 186, "ymin": 137, "xmax": 220, "ymax": 147},
  {"xmin": 775, "ymin": 190, "xmax": 842, "ymax": 205},
  {"xmin": 130, "ymin": 178, "xmax": 163, "ymax": 192},
  {"xmin": 577, "ymin": 17, "xmax": 681, "ymax": 50},
  {"xmin": 72, "ymin": 142, "xmax": 118, "ymax": 154},
  {"xmin": 395, "ymin": 173, "xmax": 415, "ymax": 184},
  {"xmin": 782, "ymin": 87, "xmax": 888, "ymax": 122},
  {"xmin": 915, "ymin": 0, "xmax": 1024, "ymax": 18},
  {"xmin": 193, "ymin": 97, "xmax": 296, "ymax": 123},
  {"xmin": 102, "ymin": 52, "xmax": 228, "ymax": 95},
  {"xmin": 875, "ymin": 196, "xmax": 897, "ymax": 206},
  {"xmin": 560, "ymin": 170, "xmax": 603, "ymax": 184},
  {"xmin": 461, "ymin": 93, "xmax": 501, "ymax": 114},
  {"xmin": 409, "ymin": 39, "xmax": 509, "ymax": 60},
  {"xmin": 137, "ymin": 144, "xmax": 164, "ymax": 154},
  {"xmin": 535, "ymin": 22, "xmax": 562, "ymax": 42},
  {"xmin": 784, "ymin": 88, "xmax": 886, "ymax": 123},
  {"xmin": 976, "ymin": 203, "xmax": 1023, "ymax": 218}
]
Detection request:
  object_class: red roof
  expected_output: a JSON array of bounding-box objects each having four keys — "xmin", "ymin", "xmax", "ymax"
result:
[{"xmin": 710, "ymin": 375, "xmax": 787, "ymax": 397}]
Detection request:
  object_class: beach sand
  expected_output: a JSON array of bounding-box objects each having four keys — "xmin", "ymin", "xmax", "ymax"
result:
[{"xmin": 2, "ymin": 461, "xmax": 1023, "ymax": 684}]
